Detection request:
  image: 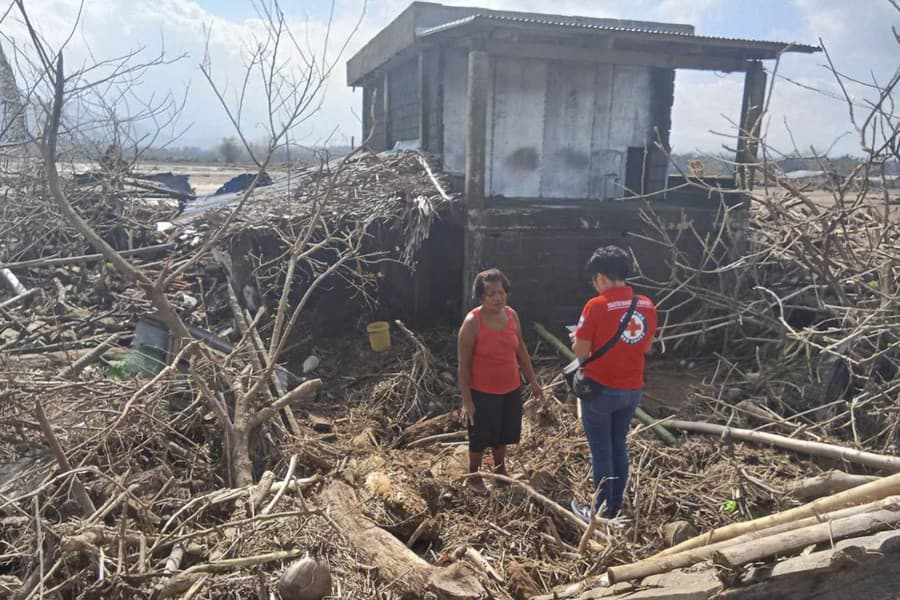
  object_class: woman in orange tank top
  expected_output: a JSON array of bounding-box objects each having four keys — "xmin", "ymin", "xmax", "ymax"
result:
[{"xmin": 457, "ymin": 269, "xmax": 544, "ymax": 495}]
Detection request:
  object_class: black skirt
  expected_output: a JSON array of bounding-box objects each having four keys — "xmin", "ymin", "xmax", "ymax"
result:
[{"xmin": 466, "ymin": 387, "xmax": 523, "ymax": 452}]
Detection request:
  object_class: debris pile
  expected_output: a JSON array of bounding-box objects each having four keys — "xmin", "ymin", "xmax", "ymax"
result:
[{"xmin": 2, "ymin": 146, "xmax": 900, "ymax": 600}]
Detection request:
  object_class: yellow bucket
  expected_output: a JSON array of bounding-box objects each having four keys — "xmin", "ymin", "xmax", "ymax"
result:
[{"xmin": 366, "ymin": 321, "xmax": 391, "ymax": 352}]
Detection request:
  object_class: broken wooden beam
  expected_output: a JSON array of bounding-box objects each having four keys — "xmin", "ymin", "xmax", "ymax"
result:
[
  {"xmin": 665, "ymin": 419, "xmax": 900, "ymax": 472},
  {"xmin": 655, "ymin": 472, "xmax": 900, "ymax": 558},
  {"xmin": 534, "ymin": 323, "xmax": 675, "ymax": 445}
]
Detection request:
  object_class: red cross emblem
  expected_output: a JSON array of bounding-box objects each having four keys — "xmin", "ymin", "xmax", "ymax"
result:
[{"xmin": 622, "ymin": 312, "xmax": 647, "ymax": 344}]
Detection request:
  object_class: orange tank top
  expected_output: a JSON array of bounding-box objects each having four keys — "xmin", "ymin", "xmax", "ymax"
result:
[{"xmin": 470, "ymin": 306, "xmax": 521, "ymax": 394}]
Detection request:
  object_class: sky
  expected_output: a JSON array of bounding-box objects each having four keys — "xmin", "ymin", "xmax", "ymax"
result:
[{"xmin": 2, "ymin": 0, "xmax": 898, "ymax": 156}]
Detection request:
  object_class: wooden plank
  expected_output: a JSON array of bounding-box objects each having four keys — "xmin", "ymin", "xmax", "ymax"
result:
[
  {"xmin": 482, "ymin": 40, "xmax": 749, "ymax": 72},
  {"xmin": 441, "ymin": 50, "xmax": 468, "ymax": 175},
  {"xmin": 588, "ymin": 63, "xmax": 620, "ymax": 199},
  {"xmin": 488, "ymin": 56, "xmax": 547, "ymax": 198},
  {"xmin": 630, "ymin": 66, "xmax": 652, "ymax": 147},
  {"xmin": 606, "ymin": 64, "xmax": 637, "ymax": 198},
  {"xmin": 540, "ymin": 61, "xmax": 596, "ymax": 198}
]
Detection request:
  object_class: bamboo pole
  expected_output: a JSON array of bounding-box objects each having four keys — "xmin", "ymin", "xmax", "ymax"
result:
[
  {"xmin": 607, "ymin": 494, "xmax": 900, "ymax": 583},
  {"xmin": 666, "ymin": 419, "xmax": 900, "ymax": 473},
  {"xmin": 654, "ymin": 471, "xmax": 900, "ymax": 558},
  {"xmin": 714, "ymin": 499, "xmax": 900, "ymax": 568},
  {"xmin": 534, "ymin": 323, "xmax": 675, "ymax": 445}
]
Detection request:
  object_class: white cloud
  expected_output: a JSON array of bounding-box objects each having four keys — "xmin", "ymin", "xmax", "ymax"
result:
[{"xmin": 1, "ymin": 0, "xmax": 895, "ymax": 156}]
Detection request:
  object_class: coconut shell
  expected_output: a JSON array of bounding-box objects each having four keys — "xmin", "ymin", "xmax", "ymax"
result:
[{"xmin": 278, "ymin": 556, "xmax": 332, "ymax": 600}]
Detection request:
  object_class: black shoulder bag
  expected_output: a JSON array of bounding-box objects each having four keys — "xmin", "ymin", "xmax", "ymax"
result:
[{"xmin": 563, "ymin": 294, "xmax": 638, "ymax": 400}]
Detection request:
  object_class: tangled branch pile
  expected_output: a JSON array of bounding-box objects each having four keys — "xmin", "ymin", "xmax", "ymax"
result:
[{"xmin": 637, "ymin": 62, "xmax": 900, "ymax": 452}]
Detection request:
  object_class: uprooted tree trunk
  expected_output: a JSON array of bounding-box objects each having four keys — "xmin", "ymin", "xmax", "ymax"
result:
[{"xmin": 321, "ymin": 481, "xmax": 486, "ymax": 599}]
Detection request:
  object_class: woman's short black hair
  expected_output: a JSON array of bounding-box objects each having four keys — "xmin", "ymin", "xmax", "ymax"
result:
[
  {"xmin": 585, "ymin": 245, "xmax": 631, "ymax": 281},
  {"xmin": 472, "ymin": 268, "xmax": 510, "ymax": 301}
]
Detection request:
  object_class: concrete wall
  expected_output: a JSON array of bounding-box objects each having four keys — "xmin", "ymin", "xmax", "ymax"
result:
[
  {"xmin": 467, "ymin": 192, "xmax": 748, "ymax": 327},
  {"xmin": 442, "ymin": 53, "xmax": 661, "ymax": 199}
]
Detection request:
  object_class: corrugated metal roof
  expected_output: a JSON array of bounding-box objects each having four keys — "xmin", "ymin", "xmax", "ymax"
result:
[{"xmin": 418, "ymin": 13, "xmax": 820, "ymax": 53}]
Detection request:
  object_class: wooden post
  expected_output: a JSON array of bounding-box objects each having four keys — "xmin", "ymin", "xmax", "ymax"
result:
[
  {"xmin": 382, "ymin": 70, "xmax": 391, "ymax": 151},
  {"xmin": 418, "ymin": 50, "xmax": 429, "ymax": 151},
  {"xmin": 462, "ymin": 49, "xmax": 490, "ymax": 315},
  {"xmin": 735, "ymin": 60, "xmax": 766, "ymax": 189},
  {"xmin": 464, "ymin": 49, "xmax": 489, "ymax": 211},
  {"xmin": 436, "ymin": 47, "xmax": 445, "ymax": 162}
]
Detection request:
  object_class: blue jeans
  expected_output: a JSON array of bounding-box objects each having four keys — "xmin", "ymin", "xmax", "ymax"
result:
[{"xmin": 581, "ymin": 387, "xmax": 642, "ymax": 517}]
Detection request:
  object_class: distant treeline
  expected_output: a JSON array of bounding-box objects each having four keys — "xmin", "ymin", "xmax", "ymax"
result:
[
  {"xmin": 668, "ymin": 153, "xmax": 900, "ymax": 177},
  {"xmin": 136, "ymin": 142, "xmax": 899, "ymax": 177},
  {"xmin": 139, "ymin": 140, "xmax": 353, "ymax": 165}
]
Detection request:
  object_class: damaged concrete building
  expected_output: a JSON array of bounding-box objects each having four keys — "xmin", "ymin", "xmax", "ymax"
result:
[{"xmin": 347, "ymin": 2, "xmax": 819, "ymax": 325}]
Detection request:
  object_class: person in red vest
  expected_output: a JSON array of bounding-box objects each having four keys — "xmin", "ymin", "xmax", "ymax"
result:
[
  {"xmin": 570, "ymin": 246, "xmax": 657, "ymax": 521},
  {"xmin": 458, "ymin": 268, "xmax": 545, "ymax": 495}
]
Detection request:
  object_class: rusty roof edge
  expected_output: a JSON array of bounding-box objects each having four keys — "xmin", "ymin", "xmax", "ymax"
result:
[{"xmin": 416, "ymin": 13, "xmax": 821, "ymax": 54}]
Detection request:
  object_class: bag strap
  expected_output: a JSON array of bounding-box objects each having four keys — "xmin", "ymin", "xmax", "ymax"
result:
[{"xmin": 579, "ymin": 293, "xmax": 638, "ymax": 368}]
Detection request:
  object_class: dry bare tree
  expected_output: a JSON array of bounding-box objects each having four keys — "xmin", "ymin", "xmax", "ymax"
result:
[
  {"xmin": 13, "ymin": 0, "xmax": 368, "ymax": 490},
  {"xmin": 635, "ymin": 5, "xmax": 900, "ymax": 450}
]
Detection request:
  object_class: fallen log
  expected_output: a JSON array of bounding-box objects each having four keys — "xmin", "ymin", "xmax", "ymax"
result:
[
  {"xmin": 713, "ymin": 498, "xmax": 900, "ymax": 569},
  {"xmin": 665, "ymin": 419, "xmax": 900, "ymax": 472},
  {"xmin": 534, "ymin": 323, "xmax": 675, "ymax": 445},
  {"xmin": 786, "ymin": 469, "xmax": 879, "ymax": 501},
  {"xmin": 320, "ymin": 480, "xmax": 485, "ymax": 599},
  {"xmin": 655, "ymin": 472, "xmax": 900, "ymax": 558},
  {"xmin": 607, "ymin": 495, "xmax": 900, "ymax": 584},
  {"xmin": 363, "ymin": 470, "xmax": 430, "ymax": 539},
  {"xmin": 393, "ymin": 410, "xmax": 461, "ymax": 448}
]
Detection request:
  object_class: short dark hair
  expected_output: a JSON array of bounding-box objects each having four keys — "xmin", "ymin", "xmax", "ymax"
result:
[
  {"xmin": 585, "ymin": 246, "xmax": 631, "ymax": 281},
  {"xmin": 472, "ymin": 268, "xmax": 510, "ymax": 301}
]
